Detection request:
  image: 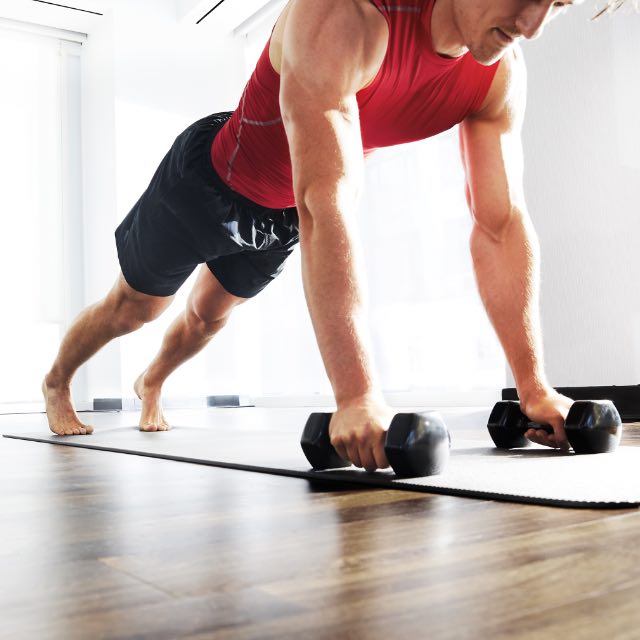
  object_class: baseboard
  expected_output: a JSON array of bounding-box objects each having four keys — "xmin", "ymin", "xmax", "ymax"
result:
[
  {"xmin": 501, "ymin": 385, "xmax": 640, "ymax": 423},
  {"xmin": 92, "ymin": 395, "xmax": 254, "ymax": 411}
]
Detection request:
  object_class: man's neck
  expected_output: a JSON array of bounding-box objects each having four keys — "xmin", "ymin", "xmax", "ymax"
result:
[{"xmin": 430, "ymin": 0, "xmax": 468, "ymax": 59}]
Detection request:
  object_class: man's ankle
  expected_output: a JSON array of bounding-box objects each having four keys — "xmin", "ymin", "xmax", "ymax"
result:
[{"xmin": 44, "ymin": 371, "xmax": 71, "ymax": 391}]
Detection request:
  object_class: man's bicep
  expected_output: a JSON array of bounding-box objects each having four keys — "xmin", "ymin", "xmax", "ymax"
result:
[
  {"xmin": 282, "ymin": 98, "xmax": 365, "ymax": 214},
  {"xmin": 459, "ymin": 115, "xmax": 526, "ymax": 225},
  {"xmin": 459, "ymin": 51, "xmax": 528, "ymax": 237}
]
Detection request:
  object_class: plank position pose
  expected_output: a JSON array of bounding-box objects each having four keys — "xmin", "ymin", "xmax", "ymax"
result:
[{"xmin": 43, "ymin": 0, "xmax": 622, "ymax": 469}]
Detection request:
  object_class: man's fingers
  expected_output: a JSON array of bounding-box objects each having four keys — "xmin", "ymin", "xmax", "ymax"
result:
[
  {"xmin": 361, "ymin": 430, "xmax": 389, "ymax": 472},
  {"xmin": 525, "ymin": 428, "xmax": 553, "ymax": 447},
  {"xmin": 525, "ymin": 428, "xmax": 571, "ymax": 451},
  {"xmin": 373, "ymin": 444, "xmax": 389, "ymax": 470},
  {"xmin": 546, "ymin": 420, "xmax": 570, "ymax": 451},
  {"xmin": 330, "ymin": 416, "xmax": 392, "ymax": 471},
  {"xmin": 373, "ymin": 429, "xmax": 389, "ymax": 470},
  {"xmin": 551, "ymin": 437, "xmax": 570, "ymax": 452},
  {"xmin": 555, "ymin": 426, "xmax": 570, "ymax": 451},
  {"xmin": 359, "ymin": 445, "xmax": 377, "ymax": 473},
  {"xmin": 548, "ymin": 429, "xmax": 570, "ymax": 451},
  {"xmin": 346, "ymin": 443, "xmax": 363, "ymax": 468},
  {"xmin": 334, "ymin": 435, "xmax": 388, "ymax": 471},
  {"xmin": 333, "ymin": 443, "xmax": 350, "ymax": 464}
]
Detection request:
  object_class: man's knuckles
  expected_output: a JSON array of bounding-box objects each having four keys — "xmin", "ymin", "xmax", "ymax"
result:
[{"xmin": 331, "ymin": 425, "xmax": 378, "ymax": 449}]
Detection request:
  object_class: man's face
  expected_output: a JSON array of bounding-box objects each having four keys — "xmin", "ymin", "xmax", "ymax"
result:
[{"xmin": 453, "ymin": 0, "xmax": 583, "ymax": 65}]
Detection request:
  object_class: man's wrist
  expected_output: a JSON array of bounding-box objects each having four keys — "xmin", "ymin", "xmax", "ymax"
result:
[
  {"xmin": 335, "ymin": 389, "xmax": 386, "ymax": 411},
  {"xmin": 517, "ymin": 380, "xmax": 555, "ymax": 407}
]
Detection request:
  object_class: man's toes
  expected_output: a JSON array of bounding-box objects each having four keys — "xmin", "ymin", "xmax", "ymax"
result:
[{"xmin": 141, "ymin": 423, "xmax": 158, "ymax": 432}]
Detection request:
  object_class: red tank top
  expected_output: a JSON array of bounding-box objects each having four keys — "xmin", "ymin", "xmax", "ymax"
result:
[{"xmin": 212, "ymin": 0, "xmax": 501, "ymax": 209}]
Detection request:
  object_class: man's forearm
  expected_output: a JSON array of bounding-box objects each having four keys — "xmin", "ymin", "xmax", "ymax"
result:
[
  {"xmin": 298, "ymin": 201, "xmax": 382, "ymax": 408},
  {"xmin": 470, "ymin": 211, "xmax": 550, "ymax": 402}
]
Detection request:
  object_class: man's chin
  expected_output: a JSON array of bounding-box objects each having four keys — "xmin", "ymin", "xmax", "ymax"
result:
[{"xmin": 470, "ymin": 47, "xmax": 508, "ymax": 66}]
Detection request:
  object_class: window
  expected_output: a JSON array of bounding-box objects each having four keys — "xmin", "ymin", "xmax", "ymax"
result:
[{"xmin": 0, "ymin": 25, "xmax": 82, "ymax": 405}]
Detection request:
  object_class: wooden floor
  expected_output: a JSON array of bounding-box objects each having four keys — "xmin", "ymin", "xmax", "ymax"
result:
[{"xmin": 1, "ymin": 410, "xmax": 640, "ymax": 640}]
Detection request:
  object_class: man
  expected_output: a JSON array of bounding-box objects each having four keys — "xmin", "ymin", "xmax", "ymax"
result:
[{"xmin": 42, "ymin": 0, "xmax": 622, "ymax": 471}]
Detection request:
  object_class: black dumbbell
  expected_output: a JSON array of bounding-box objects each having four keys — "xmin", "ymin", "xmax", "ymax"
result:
[
  {"xmin": 487, "ymin": 400, "xmax": 622, "ymax": 454},
  {"xmin": 300, "ymin": 411, "xmax": 450, "ymax": 477}
]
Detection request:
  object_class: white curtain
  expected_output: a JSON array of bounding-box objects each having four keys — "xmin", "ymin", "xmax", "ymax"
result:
[{"xmin": 0, "ymin": 27, "xmax": 82, "ymax": 403}]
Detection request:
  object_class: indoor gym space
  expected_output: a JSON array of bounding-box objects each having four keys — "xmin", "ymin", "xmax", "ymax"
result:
[{"xmin": 1, "ymin": 0, "xmax": 640, "ymax": 639}]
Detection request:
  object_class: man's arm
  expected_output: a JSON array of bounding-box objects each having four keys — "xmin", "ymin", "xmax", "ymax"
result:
[
  {"xmin": 459, "ymin": 45, "xmax": 572, "ymax": 449},
  {"xmin": 279, "ymin": 0, "xmax": 392, "ymax": 470}
]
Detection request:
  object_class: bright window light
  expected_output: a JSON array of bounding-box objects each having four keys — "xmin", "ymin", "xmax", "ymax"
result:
[{"xmin": 0, "ymin": 28, "xmax": 80, "ymax": 403}]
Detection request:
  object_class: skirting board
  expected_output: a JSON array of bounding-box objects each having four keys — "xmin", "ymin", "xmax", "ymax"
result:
[{"xmin": 502, "ymin": 386, "xmax": 640, "ymax": 422}]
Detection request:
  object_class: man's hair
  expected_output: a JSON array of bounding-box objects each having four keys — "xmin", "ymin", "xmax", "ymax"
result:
[{"xmin": 592, "ymin": 0, "xmax": 640, "ymax": 19}]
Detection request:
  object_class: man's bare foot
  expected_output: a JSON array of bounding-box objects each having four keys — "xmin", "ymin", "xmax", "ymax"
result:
[
  {"xmin": 42, "ymin": 377, "xmax": 94, "ymax": 436},
  {"xmin": 134, "ymin": 372, "xmax": 171, "ymax": 432}
]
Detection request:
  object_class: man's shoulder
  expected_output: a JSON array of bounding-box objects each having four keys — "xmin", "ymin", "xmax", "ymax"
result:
[
  {"xmin": 286, "ymin": 0, "xmax": 382, "ymax": 30},
  {"xmin": 280, "ymin": 0, "xmax": 388, "ymax": 96},
  {"xmin": 471, "ymin": 45, "xmax": 527, "ymax": 121}
]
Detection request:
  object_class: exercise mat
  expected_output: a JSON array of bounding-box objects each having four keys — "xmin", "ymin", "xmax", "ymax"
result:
[{"xmin": 4, "ymin": 407, "xmax": 640, "ymax": 508}]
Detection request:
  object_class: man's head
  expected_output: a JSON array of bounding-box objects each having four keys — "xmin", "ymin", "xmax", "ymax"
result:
[{"xmin": 450, "ymin": 0, "xmax": 585, "ymax": 65}]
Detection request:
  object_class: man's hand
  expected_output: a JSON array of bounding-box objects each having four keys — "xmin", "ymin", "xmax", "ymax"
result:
[
  {"xmin": 520, "ymin": 389, "xmax": 574, "ymax": 451},
  {"xmin": 329, "ymin": 396, "xmax": 394, "ymax": 472}
]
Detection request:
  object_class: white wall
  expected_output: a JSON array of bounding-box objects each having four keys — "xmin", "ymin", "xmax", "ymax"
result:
[{"xmin": 517, "ymin": 6, "xmax": 640, "ymax": 388}]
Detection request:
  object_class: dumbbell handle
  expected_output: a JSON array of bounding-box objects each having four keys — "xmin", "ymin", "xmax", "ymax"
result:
[
  {"xmin": 301, "ymin": 411, "xmax": 450, "ymax": 477},
  {"xmin": 518, "ymin": 423, "xmax": 554, "ymax": 433}
]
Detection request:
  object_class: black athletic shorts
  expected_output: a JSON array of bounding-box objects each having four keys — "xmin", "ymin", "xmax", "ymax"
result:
[{"xmin": 115, "ymin": 112, "xmax": 299, "ymax": 298}]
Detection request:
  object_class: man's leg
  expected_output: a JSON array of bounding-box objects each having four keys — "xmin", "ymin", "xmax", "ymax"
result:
[
  {"xmin": 43, "ymin": 273, "xmax": 175, "ymax": 435},
  {"xmin": 134, "ymin": 264, "xmax": 247, "ymax": 431}
]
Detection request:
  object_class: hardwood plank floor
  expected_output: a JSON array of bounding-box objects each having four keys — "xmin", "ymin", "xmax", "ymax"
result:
[{"xmin": 1, "ymin": 411, "xmax": 639, "ymax": 640}]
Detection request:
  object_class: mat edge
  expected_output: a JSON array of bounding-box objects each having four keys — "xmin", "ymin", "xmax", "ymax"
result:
[{"xmin": 4, "ymin": 434, "xmax": 638, "ymax": 510}]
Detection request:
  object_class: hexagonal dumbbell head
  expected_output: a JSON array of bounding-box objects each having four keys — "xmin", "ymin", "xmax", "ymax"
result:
[
  {"xmin": 487, "ymin": 401, "xmax": 531, "ymax": 449},
  {"xmin": 384, "ymin": 412, "xmax": 450, "ymax": 477},
  {"xmin": 564, "ymin": 400, "xmax": 622, "ymax": 454},
  {"xmin": 300, "ymin": 412, "xmax": 351, "ymax": 470}
]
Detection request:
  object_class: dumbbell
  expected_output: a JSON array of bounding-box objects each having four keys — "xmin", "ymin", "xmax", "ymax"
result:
[
  {"xmin": 300, "ymin": 411, "xmax": 450, "ymax": 477},
  {"xmin": 487, "ymin": 400, "xmax": 622, "ymax": 454}
]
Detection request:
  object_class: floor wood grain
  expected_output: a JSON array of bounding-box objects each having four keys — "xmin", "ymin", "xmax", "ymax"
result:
[{"xmin": 1, "ymin": 410, "xmax": 639, "ymax": 640}]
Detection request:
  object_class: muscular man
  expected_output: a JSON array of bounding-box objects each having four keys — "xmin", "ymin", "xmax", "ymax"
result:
[{"xmin": 43, "ymin": 0, "xmax": 619, "ymax": 470}]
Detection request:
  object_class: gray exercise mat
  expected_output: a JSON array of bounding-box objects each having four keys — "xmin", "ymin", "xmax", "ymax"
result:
[{"xmin": 4, "ymin": 407, "xmax": 640, "ymax": 508}]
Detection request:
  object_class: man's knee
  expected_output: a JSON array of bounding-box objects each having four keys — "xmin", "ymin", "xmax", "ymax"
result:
[
  {"xmin": 107, "ymin": 275, "xmax": 173, "ymax": 333},
  {"xmin": 185, "ymin": 267, "xmax": 247, "ymax": 335},
  {"xmin": 185, "ymin": 297, "xmax": 231, "ymax": 336}
]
